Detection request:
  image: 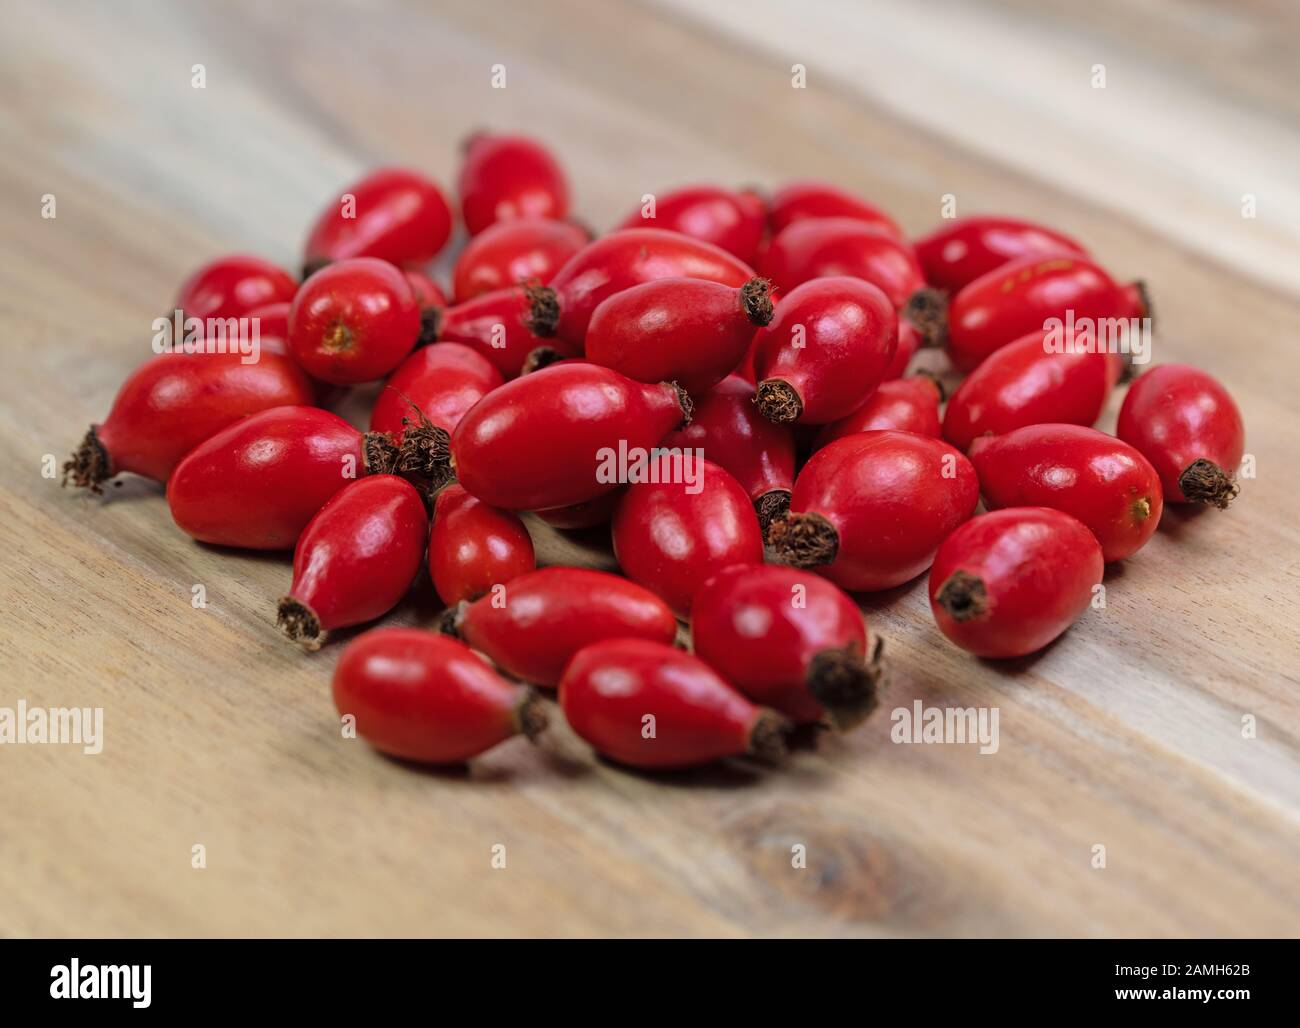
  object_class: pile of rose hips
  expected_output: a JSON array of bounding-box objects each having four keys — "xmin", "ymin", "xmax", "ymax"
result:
[{"xmin": 65, "ymin": 132, "xmax": 1246, "ymax": 771}]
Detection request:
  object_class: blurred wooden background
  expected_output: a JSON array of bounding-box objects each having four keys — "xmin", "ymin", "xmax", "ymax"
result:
[{"xmin": 0, "ymin": 0, "xmax": 1297, "ymax": 937}]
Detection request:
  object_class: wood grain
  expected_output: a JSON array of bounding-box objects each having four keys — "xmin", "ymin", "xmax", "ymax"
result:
[{"xmin": 0, "ymin": 0, "xmax": 1297, "ymax": 937}]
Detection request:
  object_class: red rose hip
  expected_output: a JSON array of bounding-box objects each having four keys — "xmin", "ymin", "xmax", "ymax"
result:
[
  {"xmin": 612, "ymin": 459, "xmax": 764, "ymax": 617},
  {"xmin": 970, "ymin": 424, "xmax": 1163, "ymax": 562},
  {"xmin": 277, "ymin": 476, "xmax": 428, "ymax": 649},
  {"xmin": 914, "ymin": 215, "xmax": 1087, "ymax": 293},
  {"xmin": 559, "ymin": 639, "xmax": 788, "ymax": 769},
  {"xmin": 449, "ymin": 362, "xmax": 691, "ymax": 511},
  {"xmin": 303, "ymin": 167, "xmax": 453, "ymax": 273},
  {"xmin": 691, "ymin": 565, "xmax": 884, "ymax": 728},
  {"xmin": 333, "ymin": 628, "xmax": 547, "ymax": 764},
  {"xmin": 289, "ymin": 258, "xmax": 422, "ymax": 384},
  {"xmin": 452, "ymin": 217, "xmax": 588, "ymax": 303},
  {"xmin": 767, "ymin": 180, "xmax": 903, "ymax": 240},
  {"xmin": 1116, "ymin": 364, "xmax": 1244, "ymax": 509},
  {"xmin": 619, "ymin": 185, "xmax": 766, "ymax": 264},
  {"xmin": 769, "ymin": 430, "xmax": 979, "ymax": 591},
  {"xmin": 585, "ymin": 276, "xmax": 774, "ymax": 395},
  {"xmin": 660, "ymin": 374, "xmax": 796, "ymax": 529},
  {"xmin": 428, "ymin": 484, "xmax": 535, "ymax": 605},
  {"xmin": 751, "ymin": 277, "xmax": 898, "ymax": 425},
  {"xmin": 174, "ymin": 254, "xmax": 297, "ymax": 323},
  {"xmin": 431, "ymin": 285, "xmax": 579, "ymax": 379},
  {"xmin": 167, "ymin": 406, "xmax": 396, "ymax": 550},
  {"xmin": 813, "ymin": 374, "xmax": 943, "ymax": 451},
  {"xmin": 63, "ymin": 351, "xmax": 314, "ymax": 493},
  {"xmin": 458, "ymin": 133, "xmax": 569, "ymax": 236},
  {"xmin": 441, "ymin": 567, "xmax": 678, "ymax": 687},
  {"xmin": 930, "ymin": 508, "xmax": 1104, "ymax": 658}
]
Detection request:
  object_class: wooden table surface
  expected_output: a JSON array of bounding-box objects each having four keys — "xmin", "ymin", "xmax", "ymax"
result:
[{"xmin": 2, "ymin": 0, "xmax": 1297, "ymax": 937}]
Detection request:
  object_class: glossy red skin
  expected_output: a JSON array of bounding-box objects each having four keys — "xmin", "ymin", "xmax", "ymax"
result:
[
  {"xmin": 174, "ymin": 255, "xmax": 297, "ymax": 322},
  {"xmin": 458, "ymin": 133, "xmax": 569, "ymax": 236},
  {"xmin": 943, "ymin": 329, "xmax": 1120, "ymax": 452},
  {"xmin": 370, "ymin": 342, "xmax": 503, "ymax": 442},
  {"xmin": 612, "ymin": 460, "xmax": 763, "ymax": 617},
  {"xmin": 304, "ymin": 167, "xmax": 453, "ymax": 267},
  {"xmin": 970, "ymin": 424, "xmax": 1163, "ymax": 562},
  {"xmin": 451, "ymin": 362, "xmax": 688, "ymax": 510},
  {"xmin": 402, "ymin": 268, "xmax": 448, "ymax": 309},
  {"xmin": 533, "ymin": 489, "xmax": 623, "ymax": 529},
  {"xmin": 1116, "ymin": 364, "xmax": 1244, "ymax": 504},
  {"xmin": 289, "ymin": 258, "xmax": 420, "ymax": 384},
  {"xmin": 545, "ymin": 228, "xmax": 755, "ymax": 345},
  {"xmin": 286, "ymin": 476, "xmax": 427, "ymax": 631},
  {"xmin": 167, "ymin": 406, "xmax": 369, "ymax": 550},
  {"xmin": 661, "ymin": 375, "xmax": 795, "ymax": 507},
  {"xmin": 760, "ymin": 218, "xmax": 925, "ymax": 306},
  {"xmin": 438, "ymin": 285, "xmax": 580, "ymax": 379},
  {"xmin": 914, "ymin": 216, "xmax": 1088, "ymax": 293},
  {"xmin": 767, "ymin": 180, "xmax": 903, "ymax": 240},
  {"xmin": 883, "ymin": 319, "xmax": 920, "ymax": 380},
  {"xmin": 429, "ymin": 484, "xmax": 535, "ymax": 605},
  {"xmin": 691, "ymin": 565, "xmax": 867, "ymax": 724},
  {"xmin": 618, "ymin": 185, "xmax": 766, "ymax": 264},
  {"xmin": 454, "ymin": 567, "xmax": 678, "ymax": 687},
  {"xmin": 85, "ymin": 351, "xmax": 314, "ymax": 484},
  {"xmin": 585, "ymin": 277, "xmax": 767, "ymax": 395},
  {"xmin": 929, "ymin": 507, "xmax": 1103, "ymax": 658},
  {"xmin": 453, "ymin": 218, "xmax": 588, "ymax": 302},
  {"xmin": 245, "ymin": 302, "xmax": 291, "ymax": 354},
  {"xmin": 752, "ymin": 277, "xmax": 898, "ymax": 424},
  {"xmin": 559, "ymin": 639, "xmax": 763, "ymax": 768},
  {"xmin": 814, "ymin": 375, "xmax": 942, "ymax": 450},
  {"xmin": 783, "ymin": 430, "xmax": 979, "ymax": 591},
  {"xmin": 947, "ymin": 255, "xmax": 1146, "ymax": 372},
  {"xmin": 333, "ymin": 629, "xmax": 526, "ymax": 763}
]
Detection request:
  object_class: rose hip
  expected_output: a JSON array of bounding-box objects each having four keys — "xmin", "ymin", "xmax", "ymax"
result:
[
  {"xmin": 1116, "ymin": 364, "xmax": 1245, "ymax": 509},
  {"xmin": 63, "ymin": 351, "xmax": 314, "ymax": 493},
  {"xmin": 441, "ymin": 567, "xmax": 678, "ymax": 687},
  {"xmin": 174, "ymin": 255, "xmax": 297, "ymax": 323},
  {"xmin": 450, "ymin": 362, "xmax": 691, "ymax": 510},
  {"xmin": 660, "ymin": 374, "xmax": 796, "ymax": 528},
  {"xmin": 559, "ymin": 639, "xmax": 788, "ymax": 769},
  {"xmin": 277, "ymin": 476, "xmax": 427, "ymax": 649},
  {"xmin": 769, "ymin": 430, "xmax": 979, "ymax": 591},
  {"xmin": 585, "ymin": 276, "xmax": 774, "ymax": 395},
  {"xmin": 303, "ymin": 167, "xmax": 453, "ymax": 273},
  {"xmin": 751, "ymin": 277, "xmax": 898, "ymax": 425},
  {"xmin": 945, "ymin": 255, "xmax": 1149, "ymax": 372},
  {"xmin": 930, "ymin": 507, "xmax": 1104, "ymax": 658},
  {"xmin": 767, "ymin": 179, "xmax": 903, "ymax": 240},
  {"xmin": 533, "ymin": 490, "xmax": 623, "ymax": 530},
  {"xmin": 813, "ymin": 374, "xmax": 942, "ymax": 451},
  {"xmin": 167, "ymin": 406, "xmax": 396, "ymax": 550},
  {"xmin": 612, "ymin": 459, "xmax": 763, "ymax": 616},
  {"xmin": 402, "ymin": 268, "xmax": 448, "ymax": 310},
  {"xmin": 970, "ymin": 424, "xmax": 1163, "ymax": 561},
  {"xmin": 430, "ymin": 285, "xmax": 579, "ymax": 379},
  {"xmin": 458, "ymin": 132, "xmax": 569, "ymax": 235},
  {"xmin": 759, "ymin": 219, "xmax": 943, "ymax": 341},
  {"xmin": 370, "ymin": 343, "xmax": 503, "ymax": 469},
  {"xmin": 452, "ymin": 218, "xmax": 588, "ymax": 303},
  {"xmin": 691, "ymin": 564, "xmax": 884, "ymax": 728},
  {"xmin": 428, "ymin": 484, "xmax": 535, "ymax": 605},
  {"xmin": 289, "ymin": 258, "xmax": 422, "ymax": 384},
  {"xmin": 942, "ymin": 329, "xmax": 1121, "ymax": 452},
  {"xmin": 914, "ymin": 215, "xmax": 1088, "ymax": 293},
  {"xmin": 524, "ymin": 228, "xmax": 755, "ymax": 344},
  {"xmin": 333, "ymin": 628, "xmax": 547, "ymax": 764},
  {"xmin": 618, "ymin": 185, "xmax": 766, "ymax": 264}
]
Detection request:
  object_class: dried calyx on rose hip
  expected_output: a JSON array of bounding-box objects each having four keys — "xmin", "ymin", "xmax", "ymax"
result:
[
  {"xmin": 277, "ymin": 476, "xmax": 428, "ymax": 650},
  {"xmin": 691, "ymin": 564, "xmax": 885, "ymax": 729},
  {"xmin": 440, "ymin": 566, "xmax": 678, "ymax": 688},
  {"xmin": 559, "ymin": 639, "xmax": 790, "ymax": 770},
  {"xmin": 333, "ymin": 628, "xmax": 548, "ymax": 764}
]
